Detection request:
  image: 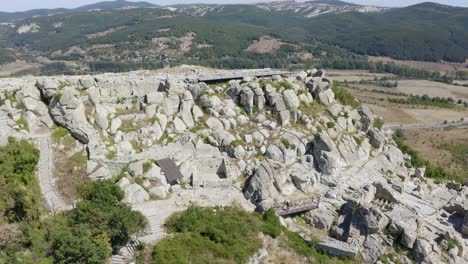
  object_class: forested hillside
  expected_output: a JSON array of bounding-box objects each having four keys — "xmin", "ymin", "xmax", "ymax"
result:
[
  {"xmin": 307, "ymin": 3, "xmax": 468, "ymax": 62},
  {"xmin": 0, "ymin": 1, "xmax": 467, "ymax": 75}
]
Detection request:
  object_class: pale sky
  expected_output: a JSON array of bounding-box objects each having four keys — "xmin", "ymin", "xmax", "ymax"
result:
[{"xmin": 1, "ymin": 0, "xmax": 467, "ymax": 12}]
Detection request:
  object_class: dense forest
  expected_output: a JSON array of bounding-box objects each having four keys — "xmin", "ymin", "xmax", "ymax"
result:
[{"xmin": 307, "ymin": 3, "xmax": 468, "ymax": 62}]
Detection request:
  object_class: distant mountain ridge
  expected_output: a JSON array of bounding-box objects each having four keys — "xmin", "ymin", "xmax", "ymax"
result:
[
  {"xmin": 256, "ymin": 0, "xmax": 387, "ymax": 18},
  {"xmin": 0, "ymin": 0, "xmax": 156, "ymax": 22},
  {"xmin": 0, "ymin": 0, "xmax": 385, "ymax": 22}
]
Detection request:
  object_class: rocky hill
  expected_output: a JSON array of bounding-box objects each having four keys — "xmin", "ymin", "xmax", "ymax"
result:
[{"xmin": 1, "ymin": 66, "xmax": 467, "ymax": 263}]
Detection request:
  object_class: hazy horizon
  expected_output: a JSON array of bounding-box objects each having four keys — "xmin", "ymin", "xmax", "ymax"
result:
[{"xmin": 1, "ymin": 0, "xmax": 468, "ymax": 12}]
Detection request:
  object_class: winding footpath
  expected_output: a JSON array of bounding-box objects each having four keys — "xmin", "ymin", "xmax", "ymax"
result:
[{"xmin": 37, "ymin": 135, "xmax": 72, "ymax": 213}]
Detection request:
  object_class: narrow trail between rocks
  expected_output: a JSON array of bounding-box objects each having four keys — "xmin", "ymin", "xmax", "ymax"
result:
[{"xmin": 36, "ymin": 135, "xmax": 72, "ymax": 213}]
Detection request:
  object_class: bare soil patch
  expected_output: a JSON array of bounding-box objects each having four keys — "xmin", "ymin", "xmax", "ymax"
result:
[
  {"xmin": 53, "ymin": 136, "xmax": 88, "ymax": 204},
  {"xmin": 0, "ymin": 61, "xmax": 42, "ymax": 77},
  {"xmin": 246, "ymin": 36, "xmax": 285, "ymax": 54},
  {"xmin": 86, "ymin": 26, "xmax": 127, "ymax": 39}
]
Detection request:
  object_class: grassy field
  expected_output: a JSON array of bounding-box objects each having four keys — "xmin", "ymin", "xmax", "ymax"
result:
[
  {"xmin": 402, "ymin": 126, "xmax": 468, "ymax": 182},
  {"xmin": 330, "ymin": 70, "xmax": 468, "ymax": 126},
  {"xmin": 368, "ymin": 56, "xmax": 468, "ymax": 73}
]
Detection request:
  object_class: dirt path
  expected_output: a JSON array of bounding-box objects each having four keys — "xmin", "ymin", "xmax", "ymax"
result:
[{"xmin": 383, "ymin": 120, "xmax": 468, "ymax": 131}]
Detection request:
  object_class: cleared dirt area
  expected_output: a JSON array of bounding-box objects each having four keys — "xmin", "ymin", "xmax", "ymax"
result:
[
  {"xmin": 0, "ymin": 61, "xmax": 42, "ymax": 77},
  {"xmin": 246, "ymin": 36, "xmax": 285, "ymax": 54},
  {"xmin": 402, "ymin": 126, "xmax": 468, "ymax": 179},
  {"xmin": 369, "ymin": 56, "xmax": 468, "ymax": 73},
  {"xmin": 347, "ymin": 81, "xmax": 468, "ymax": 101}
]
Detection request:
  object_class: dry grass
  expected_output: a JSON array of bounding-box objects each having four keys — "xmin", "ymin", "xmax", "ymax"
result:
[
  {"xmin": 327, "ymin": 70, "xmax": 395, "ymax": 82},
  {"xmin": 348, "ymin": 84, "xmax": 468, "ymax": 125},
  {"xmin": 403, "ymin": 126, "xmax": 468, "ymax": 179},
  {"xmin": 53, "ymin": 136, "xmax": 88, "ymax": 203},
  {"xmin": 368, "ymin": 56, "xmax": 468, "ymax": 73}
]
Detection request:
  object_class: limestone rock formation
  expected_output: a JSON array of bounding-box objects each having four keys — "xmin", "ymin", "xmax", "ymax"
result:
[{"xmin": 1, "ymin": 67, "xmax": 466, "ymax": 264}]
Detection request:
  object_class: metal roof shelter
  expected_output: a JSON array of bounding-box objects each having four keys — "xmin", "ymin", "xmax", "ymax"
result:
[
  {"xmin": 274, "ymin": 198, "xmax": 320, "ymax": 217},
  {"xmin": 198, "ymin": 70, "xmax": 291, "ymax": 82},
  {"xmin": 156, "ymin": 158, "xmax": 184, "ymax": 185}
]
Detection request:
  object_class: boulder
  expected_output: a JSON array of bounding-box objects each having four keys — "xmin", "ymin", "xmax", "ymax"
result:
[
  {"xmin": 244, "ymin": 159, "xmax": 286, "ymax": 207},
  {"xmin": 149, "ymin": 186, "xmax": 169, "ymax": 199},
  {"xmin": 205, "ymin": 117, "xmax": 224, "ymax": 131},
  {"xmin": 367, "ymin": 128, "xmax": 385, "ymax": 149},
  {"xmin": 305, "ymin": 208, "xmax": 336, "ymax": 230},
  {"xmin": 312, "ymin": 133, "xmax": 344, "ymax": 174},
  {"xmin": 110, "ymin": 118, "xmax": 122, "ymax": 134},
  {"xmin": 192, "ymin": 105, "xmax": 204, "ymax": 121},
  {"xmin": 363, "ymin": 206, "xmax": 388, "ymax": 234},
  {"xmin": 122, "ymin": 183, "xmax": 150, "ymax": 204},
  {"xmin": 265, "ymin": 145, "xmax": 283, "ymax": 161},
  {"xmin": 282, "ymin": 90, "xmax": 300, "ymax": 110},
  {"xmin": 278, "ymin": 110, "xmax": 290, "ymax": 126},
  {"xmin": 161, "ymin": 94, "xmax": 180, "ymax": 116},
  {"xmin": 95, "ymin": 104, "xmax": 109, "ymax": 130},
  {"xmin": 48, "ymin": 89, "xmax": 107, "ymax": 159},
  {"xmin": 290, "ymin": 164, "xmax": 319, "ymax": 193},
  {"xmin": 318, "ymin": 89, "xmax": 335, "ymax": 106},
  {"xmin": 362, "ymin": 234, "xmax": 388, "ymax": 263},
  {"xmin": 239, "ymin": 88, "xmax": 254, "ymax": 115},
  {"xmin": 173, "ymin": 116, "xmax": 187, "ymax": 132},
  {"xmin": 233, "ymin": 145, "xmax": 246, "ymax": 159},
  {"xmin": 358, "ymin": 105, "xmax": 374, "ymax": 132},
  {"xmin": 316, "ymin": 239, "xmax": 359, "ymax": 258},
  {"xmin": 145, "ymin": 92, "xmax": 165, "ymax": 104}
]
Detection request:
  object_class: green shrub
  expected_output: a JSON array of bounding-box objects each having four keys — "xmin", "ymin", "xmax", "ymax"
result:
[
  {"xmin": 388, "ymin": 95, "xmax": 456, "ymax": 109},
  {"xmin": 281, "ymin": 138, "xmax": 296, "ymax": 149},
  {"xmin": 327, "ymin": 122, "xmax": 335, "ymax": 129},
  {"xmin": 0, "ymin": 138, "xmax": 41, "ymax": 222},
  {"xmin": 16, "ymin": 115, "xmax": 29, "ymax": 132},
  {"xmin": 154, "ymin": 206, "xmax": 351, "ymax": 264},
  {"xmin": 155, "ymin": 206, "xmax": 264, "ymax": 264},
  {"xmin": 107, "ymin": 151, "xmax": 117, "ymax": 160},
  {"xmin": 373, "ymin": 119, "xmax": 384, "ymax": 130},
  {"xmin": 53, "ymin": 92, "xmax": 63, "ymax": 101},
  {"xmin": 143, "ymin": 160, "xmax": 154, "ymax": 174},
  {"xmin": 52, "ymin": 127, "xmax": 69, "ymax": 142},
  {"xmin": 332, "ymin": 82, "xmax": 360, "ymax": 108},
  {"xmin": 262, "ymin": 209, "xmax": 282, "ymax": 238}
]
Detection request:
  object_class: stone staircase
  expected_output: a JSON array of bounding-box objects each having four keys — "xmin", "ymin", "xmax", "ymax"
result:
[
  {"xmin": 110, "ymin": 240, "xmax": 141, "ymax": 264},
  {"xmin": 0, "ymin": 111, "xmax": 12, "ymax": 145},
  {"xmin": 143, "ymin": 213, "xmax": 166, "ymax": 241},
  {"xmin": 37, "ymin": 136, "xmax": 71, "ymax": 212}
]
